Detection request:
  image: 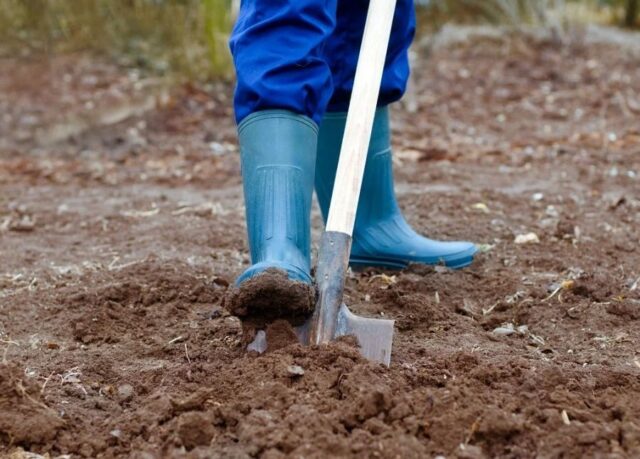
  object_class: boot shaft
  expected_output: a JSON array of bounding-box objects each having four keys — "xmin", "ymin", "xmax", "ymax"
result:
[
  {"xmin": 315, "ymin": 106, "xmax": 477, "ymax": 270},
  {"xmin": 238, "ymin": 110, "xmax": 318, "ymax": 271},
  {"xmin": 315, "ymin": 106, "xmax": 400, "ymax": 227}
]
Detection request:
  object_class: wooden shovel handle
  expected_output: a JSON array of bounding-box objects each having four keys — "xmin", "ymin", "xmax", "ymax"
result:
[{"xmin": 325, "ymin": 0, "xmax": 399, "ymax": 235}]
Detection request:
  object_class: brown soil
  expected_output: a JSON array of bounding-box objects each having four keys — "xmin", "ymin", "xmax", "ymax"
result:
[
  {"xmin": 224, "ymin": 268, "xmax": 316, "ymax": 322},
  {"xmin": 1, "ymin": 30, "xmax": 640, "ymax": 458}
]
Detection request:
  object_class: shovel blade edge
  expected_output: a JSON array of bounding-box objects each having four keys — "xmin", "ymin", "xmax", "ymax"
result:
[{"xmin": 335, "ymin": 303, "xmax": 394, "ymax": 366}]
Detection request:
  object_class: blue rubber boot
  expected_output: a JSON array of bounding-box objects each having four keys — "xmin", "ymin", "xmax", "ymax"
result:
[
  {"xmin": 315, "ymin": 107, "xmax": 477, "ymax": 270},
  {"xmin": 236, "ymin": 110, "xmax": 317, "ymax": 286}
]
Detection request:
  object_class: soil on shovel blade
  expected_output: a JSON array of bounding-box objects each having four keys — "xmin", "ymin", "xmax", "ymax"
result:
[{"xmin": 1, "ymin": 31, "xmax": 640, "ymax": 458}]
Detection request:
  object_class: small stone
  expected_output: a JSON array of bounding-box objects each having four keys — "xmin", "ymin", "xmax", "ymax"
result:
[
  {"xmin": 471, "ymin": 202, "xmax": 490, "ymax": 213},
  {"xmin": 9, "ymin": 215, "xmax": 36, "ymax": 232},
  {"xmin": 514, "ymin": 232, "xmax": 540, "ymax": 244},
  {"xmin": 545, "ymin": 205, "xmax": 559, "ymax": 218},
  {"xmin": 287, "ymin": 365, "xmax": 305, "ymax": 377},
  {"xmin": 117, "ymin": 384, "xmax": 135, "ymax": 402},
  {"xmin": 208, "ymin": 141, "xmax": 227, "ymax": 156}
]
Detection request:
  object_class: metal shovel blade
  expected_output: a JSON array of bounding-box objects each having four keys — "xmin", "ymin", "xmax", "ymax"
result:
[
  {"xmin": 246, "ymin": 305, "xmax": 394, "ymax": 366},
  {"xmin": 297, "ymin": 303, "xmax": 394, "ymax": 366},
  {"xmin": 246, "ymin": 232, "xmax": 395, "ymax": 366}
]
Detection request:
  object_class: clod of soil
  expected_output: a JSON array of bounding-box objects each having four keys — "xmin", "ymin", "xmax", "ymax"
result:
[
  {"xmin": 265, "ymin": 319, "xmax": 300, "ymax": 351},
  {"xmin": 0, "ymin": 363, "xmax": 65, "ymax": 448},
  {"xmin": 176, "ymin": 411, "xmax": 216, "ymax": 450},
  {"xmin": 223, "ymin": 268, "xmax": 315, "ymax": 322}
]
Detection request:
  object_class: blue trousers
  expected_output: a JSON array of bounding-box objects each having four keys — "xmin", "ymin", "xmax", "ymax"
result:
[{"xmin": 229, "ymin": 0, "xmax": 416, "ymax": 125}]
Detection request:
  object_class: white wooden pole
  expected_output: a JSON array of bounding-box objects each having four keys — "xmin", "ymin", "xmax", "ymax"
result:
[{"xmin": 325, "ymin": 0, "xmax": 398, "ymax": 235}]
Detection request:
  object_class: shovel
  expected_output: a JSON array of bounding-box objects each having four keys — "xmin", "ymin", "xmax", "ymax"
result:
[{"xmin": 249, "ymin": 0, "xmax": 397, "ymax": 366}]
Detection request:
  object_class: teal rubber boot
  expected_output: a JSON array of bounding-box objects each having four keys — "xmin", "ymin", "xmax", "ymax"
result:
[
  {"xmin": 315, "ymin": 107, "xmax": 477, "ymax": 270},
  {"xmin": 236, "ymin": 110, "xmax": 317, "ymax": 285}
]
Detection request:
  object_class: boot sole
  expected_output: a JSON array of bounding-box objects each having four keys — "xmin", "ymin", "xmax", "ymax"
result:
[{"xmin": 226, "ymin": 268, "xmax": 315, "ymax": 319}]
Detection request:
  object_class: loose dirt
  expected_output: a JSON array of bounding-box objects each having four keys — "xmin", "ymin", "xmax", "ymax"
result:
[
  {"xmin": 224, "ymin": 269, "xmax": 316, "ymax": 322},
  {"xmin": 1, "ymin": 29, "xmax": 639, "ymax": 458}
]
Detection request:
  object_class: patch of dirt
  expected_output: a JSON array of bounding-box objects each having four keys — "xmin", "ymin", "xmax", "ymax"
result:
[
  {"xmin": 224, "ymin": 268, "xmax": 316, "ymax": 323},
  {"xmin": 264, "ymin": 319, "xmax": 301, "ymax": 352},
  {"xmin": 1, "ymin": 28, "xmax": 640, "ymax": 458},
  {"xmin": 0, "ymin": 363, "xmax": 65, "ymax": 448}
]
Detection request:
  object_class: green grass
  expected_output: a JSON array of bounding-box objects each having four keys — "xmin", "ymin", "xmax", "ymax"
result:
[
  {"xmin": 0, "ymin": 0, "xmax": 234, "ymax": 79},
  {"xmin": 421, "ymin": 0, "xmax": 638, "ymax": 30}
]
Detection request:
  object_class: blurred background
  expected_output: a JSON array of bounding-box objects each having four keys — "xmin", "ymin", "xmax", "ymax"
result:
[
  {"xmin": 0, "ymin": 0, "xmax": 639, "ymax": 155},
  {"xmin": 0, "ymin": 0, "xmax": 638, "ymax": 81}
]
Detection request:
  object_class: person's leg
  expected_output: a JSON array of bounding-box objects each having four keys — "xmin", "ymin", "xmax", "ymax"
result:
[
  {"xmin": 230, "ymin": 0, "xmax": 336, "ymax": 125},
  {"xmin": 324, "ymin": 0, "xmax": 414, "ymax": 112},
  {"xmin": 227, "ymin": 0, "xmax": 336, "ymax": 313},
  {"xmin": 315, "ymin": 0, "xmax": 477, "ymax": 269}
]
